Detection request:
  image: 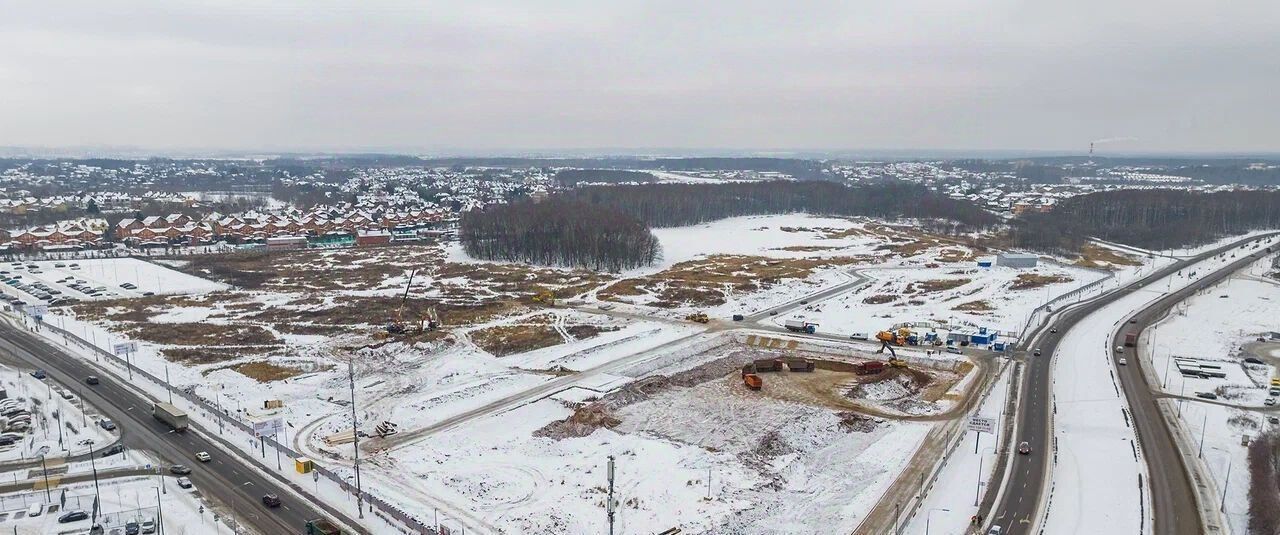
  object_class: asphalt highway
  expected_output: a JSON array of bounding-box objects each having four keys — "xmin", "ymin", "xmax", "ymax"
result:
[
  {"xmin": 0, "ymin": 319, "xmax": 357, "ymax": 535},
  {"xmin": 1114, "ymin": 241, "xmax": 1278, "ymax": 534},
  {"xmin": 984, "ymin": 233, "xmax": 1278, "ymax": 534}
]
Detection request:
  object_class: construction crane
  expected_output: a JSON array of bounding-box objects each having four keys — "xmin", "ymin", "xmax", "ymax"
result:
[{"xmin": 386, "ymin": 269, "xmax": 417, "ymax": 335}]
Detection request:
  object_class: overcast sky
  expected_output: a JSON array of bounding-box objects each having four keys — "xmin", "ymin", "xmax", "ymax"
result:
[{"xmin": 2, "ymin": 0, "xmax": 1278, "ymax": 155}]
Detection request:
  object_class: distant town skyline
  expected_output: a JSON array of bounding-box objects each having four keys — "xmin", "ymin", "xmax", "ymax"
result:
[{"xmin": 3, "ymin": 1, "xmax": 1278, "ymax": 153}]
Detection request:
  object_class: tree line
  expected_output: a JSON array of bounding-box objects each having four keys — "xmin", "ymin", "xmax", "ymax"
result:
[
  {"xmin": 459, "ymin": 198, "xmax": 660, "ymax": 272},
  {"xmin": 1010, "ymin": 189, "xmax": 1280, "ymax": 252},
  {"xmin": 563, "ymin": 180, "xmax": 999, "ymax": 230}
]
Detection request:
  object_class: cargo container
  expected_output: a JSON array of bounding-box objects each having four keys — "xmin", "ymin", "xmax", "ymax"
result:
[
  {"xmin": 1124, "ymin": 332, "xmax": 1137, "ymax": 346},
  {"xmin": 743, "ymin": 374, "xmax": 763, "ymax": 390},
  {"xmin": 784, "ymin": 319, "xmax": 818, "ymax": 334},
  {"xmin": 152, "ymin": 402, "xmax": 188, "ymax": 432},
  {"xmin": 753, "ymin": 359, "xmax": 783, "ymax": 372},
  {"xmin": 784, "ymin": 358, "xmax": 815, "ymax": 372}
]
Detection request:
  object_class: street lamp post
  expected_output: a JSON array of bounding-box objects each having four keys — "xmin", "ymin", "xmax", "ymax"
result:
[
  {"xmin": 976, "ymin": 446, "xmax": 997, "ymax": 506},
  {"xmin": 925, "ymin": 508, "xmax": 950, "ymax": 535}
]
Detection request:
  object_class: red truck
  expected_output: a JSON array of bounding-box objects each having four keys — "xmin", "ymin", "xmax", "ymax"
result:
[{"xmin": 1124, "ymin": 332, "xmax": 1137, "ymax": 347}]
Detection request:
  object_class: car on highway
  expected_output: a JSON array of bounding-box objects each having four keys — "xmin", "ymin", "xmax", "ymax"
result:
[
  {"xmin": 1196, "ymin": 392, "xmax": 1219, "ymax": 400},
  {"xmin": 1050, "ymin": 328, "xmax": 1058, "ymax": 334},
  {"xmin": 987, "ymin": 525, "xmax": 1003, "ymax": 535},
  {"xmin": 99, "ymin": 418, "xmax": 116, "ymax": 431},
  {"xmin": 176, "ymin": 477, "xmax": 193, "ymax": 489},
  {"xmin": 1115, "ymin": 346, "xmax": 1124, "ymax": 353},
  {"xmin": 58, "ymin": 510, "xmax": 89, "ymax": 523},
  {"xmin": 195, "ymin": 451, "xmax": 211, "ymax": 462},
  {"xmin": 1128, "ymin": 318, "xmax": 1137, "ymax": 324},
  {"xmin": 1017, "ymin": 441, "xmax": 1031, "ymax": 454},
  {"xmin": 169, "ymin": 464, "xmax": 192, "ymax": 475},
  {"xmin": 1033, "ymin": 348, "xmax": 1042, "ymax": 356},
  {"xmin": 86, "ymin": 376, "xmax": 99, "ymax": 385},
  {"xmin": 261, "ymin": 493, "xmax": 282, "ymax": 508},
  {"xmin": 1118, "ymin": 358, "xmax": 1127, "ymax": 365},
  {"xmin": 102, "ymin": 444, "xmax": 125, "ymax": 456}
]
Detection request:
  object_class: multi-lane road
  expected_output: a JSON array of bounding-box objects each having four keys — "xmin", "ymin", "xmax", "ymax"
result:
[
  {"xmin": 0, "ymin": 317, "xmax": 362, "ymax": 534},
  {"xmin": 983, "ymin": 233, "xmax": 1277, "ymax": 534}
]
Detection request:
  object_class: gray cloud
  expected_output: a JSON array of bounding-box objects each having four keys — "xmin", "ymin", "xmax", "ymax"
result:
[{"xmin": 2, "ymin": 0, "xmax": 1277, "ymax": 154}]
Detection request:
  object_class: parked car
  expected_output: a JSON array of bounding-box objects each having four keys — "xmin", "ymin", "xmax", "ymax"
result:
[
  {"xmin": 1018, "ymin": 441, "xmax": 1031, "ymax": 454},
  {"xmin": 30, "ymin": 369, "xmax": 46, "ymax": 380},
  {"xmin": 58, "ymin": 510, "xmax": 89, "ymax": 523},
  {"xmin": 1245, "ymin": 357, "xmax": 1265, "ymax": 365},
  {"xmin": 1265, "ymin": 398, "xmax": 1276, "ymax": 407},
  {"xmin": 140, "ymin": 519, "xmax": 156, "ymax": 534},
  {"xmin": 176, "ymin": 477, "xmax": 193, "ymax": 489},
  {"xmin": 125, "ymin": 521, "xmax": 140, "ymax": 535},
  {"xmin": 102, "ymin": 444, "xmax": 125, "ymax": 456},
  {"xmin": 1196, "ymin": 392, "xmax": 1219, "ymax": 400},
  {"xmin": 261, "ymin": 494, "xmax": 282, "ymax": 508},
  {"xmin": 99, "ymin": 419, "xmax": 116, "ymax": 431}
]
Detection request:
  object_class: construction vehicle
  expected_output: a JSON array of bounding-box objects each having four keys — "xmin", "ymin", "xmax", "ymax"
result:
[
  {"xmin": 743, "ymin": 373, "xmax": 763, "ymax": 390},
  {"xmin": 152, "ymin": 402, "xmax": 188, "ymax": 432},
  {"xmin": 305, "ymin": 518, "xmax": 344, "ymax": 535},
  {"xmin": 1124, "ymin": 332, "xmax": 1137, "ymax": 346},
  {"xmin": 532, "ymin": 290, "xmax": 556, "ymax": 306},
  {"xmin": 784, "ymin": 319, "xmax": 818, "ymax": 334},
  {"xmin": 686, "ymin": 312, "xmax": 710, "ymax": 324},
  {"xmin": 888, "ymin": 357, "xmax": 909, "ymax": 368},
  {"xmin": 753, "ymin": 358, "xmax": 783, "ymax": 372},
  {"xmin": 386, "ymin": 269, "xmax": 417, "ymax": 335},
  {"xmin": 875, "ymin": 331, "xmax": 899, "ymax": 358},
  {"xmin": 785, "ymin": 358, "xmax": 815, "ymax": 372},
  {"xmin": 854, "ymin": 361, "xmax": 886, "ymax": 375}
]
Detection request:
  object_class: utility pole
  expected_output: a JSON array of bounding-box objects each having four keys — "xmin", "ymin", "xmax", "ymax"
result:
[
  {"xmin": 165, "ymin": 366, "xmax": 173, "ymax": 404},
  {"xmin": 39, "ymin": 455, "xmax": 50, "ymax": 501},
  {"xmin": 88, "ymin": 442, "xmax": 101, "ymax": 523},
  {"xmin": 606, "ymin": 455, "xmax": 617, "ymax": 535},
  {"xmin": 348, "ymin": 360, "xmax": 364, "ymax": 518},
  {"xmin": 1221, "ymin": 461, "xmax": 1232, "ymax": 512},
  {"xmin": 155, "ymin": 486, "xmax": 166, "ymax": 535}
]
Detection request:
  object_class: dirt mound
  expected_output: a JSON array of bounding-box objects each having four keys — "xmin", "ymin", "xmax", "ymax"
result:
[
  {"xmin": 845, "ymin": 369, "xmax": 930, "ymax": 401},
  {"xmin": 534, "ymin": 404, "xmax": 621, "ymax": 439},
  {"xmin": 837, "ymin": 412, "xmax": 878, "ymax": 433},
  {"xmin": 752, "ymin": 429, "xmax": 794, "ymax": 457}
]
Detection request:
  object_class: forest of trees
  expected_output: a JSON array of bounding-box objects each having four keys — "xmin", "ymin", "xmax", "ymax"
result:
[
  {"xmin": 563, "ymin": 181, "xmax": 999, "ymax": 231},
  {"xmin": 1010, "ymin": 189, "xmax": 1280, "ymax": 252},
  {"xmin": 554, "ymin": 169, "xmax": 656, "ymax": 185},
  {"xmin": 459, "ymin": 198, "xmax": 661, "ymax": 271}
]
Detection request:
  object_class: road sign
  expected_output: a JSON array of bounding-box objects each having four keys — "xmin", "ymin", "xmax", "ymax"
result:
[
  {"xmin": 968, "ymin": 415, "xmax": 997, "ymax": 435},
  {"xmin": 252, "ymin": 417, "xmax": 285, "ymax": 437},
  {"xmin": 112, "ymin": 342, "xmax": 137, "ymax": 355}
]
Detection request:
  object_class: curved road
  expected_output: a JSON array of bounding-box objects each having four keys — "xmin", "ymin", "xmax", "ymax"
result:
[{"xmin": 983, "ymin": 233, "xmax": 1278, "ymax": 534}]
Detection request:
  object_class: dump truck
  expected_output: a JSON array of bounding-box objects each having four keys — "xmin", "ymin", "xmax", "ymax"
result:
[
  {"xmin": 152, "ymin": 402, "xmax": 188, "ymax": 432},
  {"xmin": 306, "ymin": 518, "xmax": 344, "ymax": 535},
  {"xmin": 785, "ymin": 358, "xmax": 815, "ymax": 372},
  {"xmin": 743, "ymin": 373, "xmax": 763, "ymax": 390},
  {"xmin": 1124, "ymin": 332, "xmax": 1137, "ymax": 347},
  {"xmin": 784, "ymin": 319, "xmax": 818, "ymax": 334},
  {"xmin": 854, "ymin": 361, "xmax": 886, "ymax": 375},
  {"xmin": 753, "ymin": 359, "xmax": 783, "ymax": 372}
]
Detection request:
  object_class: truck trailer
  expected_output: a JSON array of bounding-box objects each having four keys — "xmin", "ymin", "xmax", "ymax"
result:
[
  {"xmin": 152, "ymin": 402, "xmax": 188, "ymax": 432},
  {"xmin": 784, "ymin": 319, "xmax": 818, "ymax": 334},
  {"xmin": 1124, "ymin": 332, "xmax": 1137, "ymax": 347}
]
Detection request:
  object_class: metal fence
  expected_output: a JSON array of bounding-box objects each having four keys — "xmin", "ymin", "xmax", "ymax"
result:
[{"xmin": 32, "ymin": 318, "xmax": 454, "ymax": 535}]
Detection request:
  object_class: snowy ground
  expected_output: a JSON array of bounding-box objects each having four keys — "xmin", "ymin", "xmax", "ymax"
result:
[
  {"xmin": 0, "ymin": 257, "xmax": 226, "ymax": 305},
  {"xmin": 0, "ymin": 368, "xmax": 116, "ymax": 464},
  {"xmin": 0, "ymin": 475, "xmax": 219, "ymax": 535}
]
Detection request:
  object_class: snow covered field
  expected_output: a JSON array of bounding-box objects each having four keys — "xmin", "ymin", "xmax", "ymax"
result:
[
  {"xmin": 10, "ymin": 214, "xmax": 1199, "ymax": 534},
  {"xmin": 0, "ymin": 475, "xmax": 216, "ymax": 535},
  {"xmin": 0, "ymin": 367, "xmax": 116, "ymax": 464}
]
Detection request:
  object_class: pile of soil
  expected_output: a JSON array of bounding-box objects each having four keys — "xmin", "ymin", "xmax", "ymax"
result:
[
  {"xmin": 533, "ymin": 404, "xmax": 621, "ymax": 439},
  {"xmin": 752, "ymin": 429, "xmax": 794, "ymax": 457},
  {"xmin": 844, "ymin": 368, "xmax": 930, "ymax": 401},
  {"xmin": 837, "ymin": 412, "xmax": 878, "ymax": 433}
]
